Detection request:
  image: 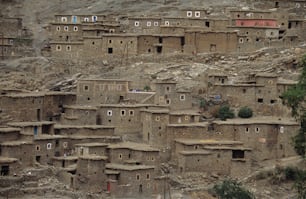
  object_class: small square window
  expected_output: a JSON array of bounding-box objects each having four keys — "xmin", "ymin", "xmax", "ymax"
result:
[
  {"xmin": 184, "ymin": 116, "xmax": 189, "ymax": 121},
  {"xmin": 136, "ymin": 174, "xmax": 140, "ymax": 180},
  {"xmin": 36, "ymin": 145, "xmax": 40, "ymax": 151},
  {"xmin": 155, "ymin": 116, "xmax": 160, "ymax": 121},
  {"xmin": 258, "ymin": 98, "xmax": 263, "ymax": 103},
  {"xmin": 151, "ymin": 157, "xmax": 155, "ymax": 161},
  {"xmin": 64, "ymin": 26, "xmax": 69, "ymax": 31},
  {"xmin": 63, "ymin": 142, "xmax": 68, "ymax": 148},
  {"xmin": 61, "ymin": 17, "xmax": 67, "ymax": 22},
  {"xmin": 92, "ymin": 16, "xmax": 98, "ymax": 22},
  {"xmin": 107, "ymin": 110, "xmax": 112, "ymax": 116},
  {"xmin": 47, "ymin": 143, "xmax": 52, "ymax": 150},
  {"xmin": 56, "ymin": 45, "xmax": 61, "ymax": 51},
  {"xmin": 84, "ymin": 17, "xmax": 89, "ymax": 22},
  {"xmin": 129, "ymin": 110, "xmax": 134, "ymax": 116},
  {"xmin": 165, "ymin": 21, "xmax": 170, "ymax": 26},
  {"xmin": 135, "ymin": 21, "xmax": 140, "ymax": 26},
  {"xmin": 255, "ymin": 127, "xmax": 260, "ymax": 133},
  {"xmin": 187, "ymin": 11, "xmax": 192, "ymax": 17},
  {"xmin": 195, "ymin": 11, "xmax": 200, "ymax": 17},
  {"xmin": 180, "ymin": 94, "xmax": 185, "ymax": 101},
  {"xmin": 73, "ymin": 26, "xmax": 78, "ymax": 31},
  {"xmin": 147, "ymin": 21, "xmax": 151, "ymax": 27},
  {"xmin": 108, "ymin": 48, "xmax": 113, "ymax": 54},
  {"xmin": 154, "ymin": 21, "xmax": 159, "ymax": 26},
  {"xmin": 146, "ymin": 173, "xmax": 150, "ymax": 180},
  {"xmin": 66, "ymin": 45, "xmax": 71, "ymax": 51},
  {"xmin": 56, "ymin": 26, "xmax": 61, "ymax": 31},
  {"xmin": 84, "ymin": 85, "xmax": 89, "ymax": 91}
]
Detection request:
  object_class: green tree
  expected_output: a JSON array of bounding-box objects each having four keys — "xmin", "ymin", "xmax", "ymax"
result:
[
  {"xmin": 212, "ymin": 179, "xmax": 255, "ymax": 199},
  {"xmin": 238, "ymin": 107, "xmax": 253, "ymax": 118},
  {"xmin": 218, "ymin": 105, "xmax": 235, "ymax": 121}
]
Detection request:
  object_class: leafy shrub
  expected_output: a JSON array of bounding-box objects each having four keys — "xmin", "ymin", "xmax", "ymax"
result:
[
  {"xmin": 238, "ymin": 107, "xmax": 253, "ymax": 118},
  {"xmin": 212, "ymin": 179, "xmax": 255, "ymax": 199},
  {"xmin": 218, "ymin": 105, "xmax": 235, "ymax": 121}
]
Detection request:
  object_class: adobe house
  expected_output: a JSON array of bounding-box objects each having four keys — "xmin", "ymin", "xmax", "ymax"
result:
[
  {"xmin": 0, "ymin": 17, "xmax": 23, "ymax": 37},
  {"xmin": 179, "ymin": 9, "xmax": 208, "ymax": 18},
  {"xmin": 0, "ymin": 141, "xmax": 33, "ymax": 168},
  {"xmin": 49, "ymin": 41, "xmax": 84, "ymax": 59},
  {"xmin": 98, "ymin": 104, "xmax": 152, "ymax": 135},
  {"xmin": 52, "ymin": 156, "xmax": 78, "ymax": 169},
  {"xmin": 175, "ymin": 139, "xmax": 252, "ymax": 177},
  {"xmin": 54, "ymin": 125, "xmax": 115, "ymax": 136},
  {"xmin": 184, "ymin": 31, "xmax": 238, "ymax": 54},
  {"xmin": 75, "ymin": 155, "xmax": 108, "ymax": 193},
  {"xmin": 0, "ymin": 157, "xmax": 20, "ymax": 176},
  {"xmin": 107, "ymin": 142, "xmax": 160, "ymax": 166},
  {"xmin": 74, "ymin": 142, "xmax": 109, "ymax": 157},
  {"xmin": 153, "ymin": 81, "xmax": 192, "ymax": 110},
  {"xmin": 8, "ymin": 121, "xmax": 55, "ymax": 139},
  {"xmin": 60, "ymin": 105, "xmax": 98, "ymax": 125},
  {"xmin": 50, "ymin": 22, "xmax": 83, "ymax": 42},
  {"xmin": 105, "ymin": 163, "xmax": 158, "ymax": 198},
  {"xmin": 54, "ymin": 15, "xmax": 107, "ymax": 24},
  {"xmin": 127, "ymin": 17, "xmax": 162, "ymax": 34},
  {"xmin": 169, "ymin": 110, "xmax": 200, "ymax": 124},
  {"xmin": 76, "ymin": 79, "xmax": 130, "ymax": 105},
  {"xmin": 141, "ymin": 109, "xmax": 169, "ymax": 148},
  {"xmin": 0, "ymin": 127, "xmax": 21, "ymax": 142},
  {"xmin": 212, "ymin": 117, "xmax": 299, "ymax": 162}
]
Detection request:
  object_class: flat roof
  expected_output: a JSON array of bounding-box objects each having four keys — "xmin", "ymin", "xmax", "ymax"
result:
[
  {"xmin": 79, "ymin": 155, "xmax": 108, "ymax": 161},
  {"xmin": 68, "ymin": 135, "xmax": 121, "ymax": 140},
  {"xmin": 63, "ymin": 105, "xmax": 98, "ymax": 110},
  {"xmin": 170, "ymin": 110, "xmax": 201, "ymax": 116},
  {"xmin": 105, "ymin": 169, "xmax": 120, "ymax": 175},
  {"xmin": 1, "ymin": 141, "xmax": 32, "ymax": 146},
  {"xmin": 79, "ymin": 78, "xmax": 130, "ymax": 82},
  {"xmin": 34, "ymin": 135, "xmax": 66, "ymax": 140},
  {"xmin": 108, "ymin": 142, "xmax": 159, "ymax": 152},
  {"xmin": 52, "ymin": 156, "xmax": 78, "ymax": 161},
  {"xmin": 140, "ymin": 109, "xmax": 169, "ymax": 114},
  {"xmin": 75, "ymin": 142, "xmax": 109, "ymax": 147},
  {"xmin": 8, "ymin": 121, "xmax": 55, "ymax": 127},
  {"xmin": 167, "ymin": 122, "xmax": 209, "ymax": 127},
  {"xmin": 0, "ymin": 157, "xmax": 18, "ymax": 163},
  {"xmin": 54, "ymin": 124, "xmax": 115, "ymax": 129},
  {"xmin": 179, "ymin": 150, "xmax": 212, "ymax": 155},
  {"xmin": 99, "ymin": 104, "xmax": 156, "ymax": 108},
  {"xmin": 277, "ymin": 79, "xmax": 297, "ymax": 85},
  {"xmin": 204, "ymin": 146, "xmax": 252, "ymax": 151},
  {"xmin": 213, "ymin": 83, "xmax": 264, "ymax": 87},
  {"xmin": 175, "ymin": 139, "xmax": 243, "ymax": 145},
  {"xmin": 0, "ymin": 127, "xmax": 20, "ymax": 133},
  {"xmin": 212, "ymin": 117, "xmax": 299, "ymax": 125},
  {"xmin": 106, "ymin": 163, "xmax": 155, "ymax": 171},
  {"xmin": 255, "ymin": 73, "xmax": 279, "ymax": 78}
]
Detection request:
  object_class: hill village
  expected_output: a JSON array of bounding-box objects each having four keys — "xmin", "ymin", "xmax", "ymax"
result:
[{"xmin": 0, "ymin": 0, "xmax": 306, "ymax": 198}]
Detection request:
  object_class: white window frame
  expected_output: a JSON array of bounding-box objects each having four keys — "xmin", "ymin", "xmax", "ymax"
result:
[
  {"xmin": 63, "ymin": 142, "xmax": 68, "ymax": 148},
  {"xmin": 73, "ymin": 26, "xmax": 78, "ymax": 31},
  {"xmin": 129, "ymin": 110, "xmax": 134, "ymax": 116},
  {"xmin": 61, "ymin": 17, "xmax": 67, "ymax": 22},
  {"xmin": 56, "ymin": 45, "xmax": 61, "ymax": 51},
  {"xmin": 64, "ymin": 26, "xmax": 69, "ymax": 31},
  {"xmin": 166, "ymin": 99, "xmax": 171, "ymax": 105},
  {"xmin": 135, "ymin": 21, "xmax": 140, "ymax": 27},
  {"xmin": 47, "ymin": 143, "xmax": 52, "ymax": 150},
  {"xmin": 107, "ymin": 110, "xmax": 113, "ymax": 116},
  {"xmin": 187, "ymin": 11, "xmax": 192, "ymax": 17},
  {"xmin": 92, "ymin": 16, "xmax": 98, "ymax": 22},
  {"xmin": 84, "ymin": 17, "xmax": 89, "ymax": 22},
  {"xmin": 154, "ymin": 21, "xmax": 159, "ymax": 26},
  {"xmin": 155, "ymin": 116, "xmax": 160, "ymax": 121},
  {"xmin": 280, "ymin": 126, "xmax": 284, "ymax": 133},
  {"xmin": 195, "ymin": 11, "xmax": 201, "ymax": 18},
  {"xmin": 147, "ymin": 21, "xmax": 152, "ymax": 27},
  {"xmin": 165, "ymin": 21, "xmax": 170, "ymax": 26},
  {"xmin": 56, "ymin": 26, "xmax": 61, "ymax": 31},
  {"xmin": 180, "ymin": 94, "xmax": 186, "ymax": 101},
  {"xmin": 255, "ymin": 127, "xmax": 260, "ymax": 133},
  {"xmin": 239, "ymin": 38, "xmax": 244, "ymax": 43}
]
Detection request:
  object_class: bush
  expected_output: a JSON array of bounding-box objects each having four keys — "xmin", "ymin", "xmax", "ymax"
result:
[
  {"xmin": 212, "ymin": 179, "xmax": 255, "ymax": 199},
  {"xmin": 238, "ymin": 107, "xmax": 253, "ymax": 118},
  {"xmin": 218, "ymin": 105, "xmax": 235, "ymax": 121}
]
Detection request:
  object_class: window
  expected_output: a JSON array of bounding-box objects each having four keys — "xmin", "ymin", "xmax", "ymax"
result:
[
  {"xmin": 242, "ymin": 89, "xmax": 246, "ymax": 93},
  {"xmin": 84, "ymin": 17, "xmax": 89, "ymax": 22},
  {"xmin": 187, "ymin": 11, "xmax": 192, "ymax": 17},
  {"xmin": 258, "ymin": 98, "xmax": 263, "ymax": 103},
  {"xmin": 129, "ymin": 110, "xmax": 134, "ymax": 116},
  {"xmin": 66, "ymin": 45, "xmax": 71, "ymax": 51},
  {"xmin": 155, "ymin": 116, "xmax": 160, "ymax": 121},
  {"xmin": 151, "ymin": 157, "xmax": 155, "ymax": 161},
  {"xmin": 245, "ymin": 127, "xmax": 249, "ymax": 133},
  {"xmin": 121, "ymin": 110, "xmax": 126, "ymax": 116},
  {"xmin": 232, "ymin": 150, "xmax": 245, "ymax": 159},
  {"xmin": 61, "ymin": 17, "xmax": 67, "ymax": 22},
  {"xmin": 56, "ymin": 45, "xmax": 61, "ymax": 51},
  {"xmin": 239, "ymin": 38, "xmax": 244, "ymax": 43},
  {"xmin": 119, "ymin": 154, "xmax": 122, "ymax": 159},
  {"xmin": 165, "ymin": 86, "xmax": 171, "ymax": 92},
  {"xmin": 280, "ymin": 126, "xmax": 284, "ymax": 133},
  {"xmin": 64, "ymin": 26, "xmax": 69, "ymax": 31},
  {"xmin": 108, "ymin": 48, "xmax": 113, "ymax": 54},
  {"xmin": 47, "ymin": 143, "xmax": 52, "ymax": 150},
  {"xmin": 166, "ymin": 99, "xmax": 171, "ymax": 105},
  {"xmin": 136, "ymin": 174, "xmax": 140, "ymax": 180},
  {"xmin": 109, "ymin": 40, "xmax": 112, "ymax": 44},
  {"xmin": 147, "ymin": 21, "xmax": 151, "ymax": 27},
  {"xmin": 146, "ymin": 173, "xmax": 150, "ymax": 180},
  {"xmin": 56, "ymin": 26, "xmax": 60, "ymax": 31},
  {"xmin": 36, "ymin": 145, "xmax": 40, "ymax": 151},
  {"xmin": 255, "ymin": 127, "xmax": 260, "ymax": 133},
  {"xmin": 205, "ymin": 21, "xmax": 210, "ymax": 27},
  {"xmin": 135, "ymin": 21, "xmax": 140, "ymax": 26},
  {"xmin": 270, "ymin": 99, "xmax": 276, "ymax": 104},
  {"xmin": 63, "ymin": 142, "xmax": 68, "ymax": 148},
  {"xmin": 107, "ymin": 110, "xmax": 112, "ymax": 116},
  {"xmin": 73, "ymin": 26, "xmax": 78, "ymax": 31},
  {"xmin": 84, "ymin": 85, "xmax": 89, "ymax": 91},
  {"xmin": 92, "ymin": 16, "xmax": 97, "ymax": 22},
  {"xmin": 109, "ymin": 29, "xmax": 115, "ymax": 33},
  {"xmin": 154, "ymin": 21, "xmax": 159, "ymax": 26},
  {"xmin": 185, "ymin": 116, "xmax": 189, "ymax": 121},
  {"xmin": 195, "ymin": 11, "xmax": 200, "ymax": 17},
  {"xmin": 72, "ymin": 16, "xmax": 77, "ymax": 23},
  {"xmin": 180, "ymin": 94, "xmax": 185, "ymax": 101},
  {"xmin": 165, "ymin": 21, "xmax": 170, "ymax": 26}
]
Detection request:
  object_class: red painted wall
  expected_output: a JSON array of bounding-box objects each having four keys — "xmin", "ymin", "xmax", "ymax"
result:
[{"xmin": 235, "ymin": 19, "xmax": 277, "ymax": 27}]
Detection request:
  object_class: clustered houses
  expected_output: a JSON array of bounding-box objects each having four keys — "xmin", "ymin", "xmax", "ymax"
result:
[
  {"xmin": 0, "ymin": 17, "xmax": 34, "ymax": 59},
  {"xmin": 45, "ymin": 1, "xmax": 306, "ymax": 59},
  {"xmin": 0, "ymin": 70, "xmax": 300, "ymax": 197}
]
